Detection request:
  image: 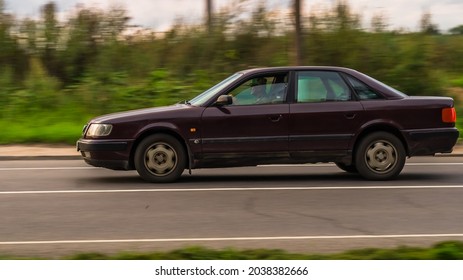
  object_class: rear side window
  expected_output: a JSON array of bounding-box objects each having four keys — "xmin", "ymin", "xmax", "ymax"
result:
[
  {"xmin": 296, "ymin": 71, "xmax": 351, "ymax": 103},
  {"xmin": 345, "ymin": 75, "xmax": 383, "ymax": 100}
]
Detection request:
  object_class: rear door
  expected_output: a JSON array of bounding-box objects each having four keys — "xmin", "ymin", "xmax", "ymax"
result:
[{"xmin": 289, "ymin": 70, "xmax": 364, "ymax": 158}]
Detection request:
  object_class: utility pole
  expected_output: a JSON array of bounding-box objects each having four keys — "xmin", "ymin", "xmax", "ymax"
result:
[
  {"xmin": 206, "ymin": 0, "xmax": 213, "ymax": 33},
  {"xmin": 294, "ymin": 0, "xmax": 303, "ymax": 65}
]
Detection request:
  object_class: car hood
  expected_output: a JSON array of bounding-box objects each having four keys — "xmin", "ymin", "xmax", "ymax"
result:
[{"xmin": 90, "ymin": 104, "xmax": 190, "ymax": 123}]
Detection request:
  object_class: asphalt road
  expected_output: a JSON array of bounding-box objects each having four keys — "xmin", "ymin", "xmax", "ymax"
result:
[{"xmin": 1, "ymin": 157, "xmax": 463, "ymax": 258}]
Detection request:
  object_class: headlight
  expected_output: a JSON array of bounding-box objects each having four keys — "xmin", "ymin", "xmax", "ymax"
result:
[{"xmin": 86, "ymin": 124, "xmax": 113, "ymax": 137}]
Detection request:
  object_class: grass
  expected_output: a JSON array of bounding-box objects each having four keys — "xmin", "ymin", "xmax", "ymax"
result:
[
  {"xmin": 450, "ymin": 77, "xmax": 463, "ymax": 88},
  {"xmin": 0, "ymin": 121, "xmax": 83, "ymax": 145},
  {"xmin": 0, "ymin": 108, "xmax": 89, "ymax": 144},
  {"xmin": 66, "ymin": 241, "xmax": 463, "ymax": 260},
  {"xmin": 1, "ymin": 241, "xmax": 463, "ymax": 260}
]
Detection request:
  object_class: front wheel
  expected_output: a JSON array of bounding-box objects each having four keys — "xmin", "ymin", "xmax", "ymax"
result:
[
  {"xmin": 134, "ymin": 134, "xmax": 186, "ymax": 183},
  {"xmin": 355, "ymin": 132, "xmax": 406, "ymax": 180}
]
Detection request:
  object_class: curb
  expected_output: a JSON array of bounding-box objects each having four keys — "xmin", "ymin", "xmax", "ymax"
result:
[{"xmin": 0, "ymin": 156, "xmax": 82, "ymax": 161}]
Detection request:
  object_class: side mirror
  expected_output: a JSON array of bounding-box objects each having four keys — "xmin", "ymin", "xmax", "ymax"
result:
[{"xmin": 215, "ymin": 95, "xmax": 233, "ymax": 106}]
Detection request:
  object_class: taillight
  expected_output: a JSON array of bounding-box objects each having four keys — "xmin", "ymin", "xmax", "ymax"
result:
[{"xmin": 442, "ymin": 107, "xmax": 456, "ymax": 123}]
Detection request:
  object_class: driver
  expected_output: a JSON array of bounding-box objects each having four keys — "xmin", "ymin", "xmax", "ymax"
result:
[{"xmin": 250, "ymin": 77, "xmax": 268, "ymax": 104}]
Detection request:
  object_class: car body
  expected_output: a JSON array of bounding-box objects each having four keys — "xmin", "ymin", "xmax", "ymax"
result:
[{"xmin": 77, "ymin": 66, "xmax": 459, "ymax": 182}]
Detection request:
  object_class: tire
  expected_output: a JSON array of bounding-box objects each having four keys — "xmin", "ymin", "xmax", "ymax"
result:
[
  {"xmin": 335, "ymin": 162, "xmax": 358, "ymax": 173},
  {"xmin": 134, "ymin": 134, "xmax": 186, "ymax": 183},
  {"xmin": 354, "ymin": 132, "xmax": 406, "ymax": 180}
]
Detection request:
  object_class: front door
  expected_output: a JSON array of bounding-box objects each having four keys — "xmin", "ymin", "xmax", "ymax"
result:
[{"xmin": 200, "ymin": 72, "xmax": 290, "ymax": 160}]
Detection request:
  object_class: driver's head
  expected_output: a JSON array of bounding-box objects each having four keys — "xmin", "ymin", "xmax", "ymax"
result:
[{"xmin": 251, "ymin": 77, "xmax": 267, "ymax": 98}]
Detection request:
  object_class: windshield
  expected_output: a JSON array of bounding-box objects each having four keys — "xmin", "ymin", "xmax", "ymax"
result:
[{"xmin": 189, "ymin": 73, "xmax": 243, "ymax": 106}]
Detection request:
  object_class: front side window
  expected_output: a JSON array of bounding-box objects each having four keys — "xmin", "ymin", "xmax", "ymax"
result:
[
  {"xmin": 296, "ymin": 71, "xmax": 351, "ymax": 103},
  {"xmin": 227, "ymin": 73, "xmax": 288, "ymax": 106}
]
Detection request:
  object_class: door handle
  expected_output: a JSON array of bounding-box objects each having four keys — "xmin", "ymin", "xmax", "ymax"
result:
[
  {"xmin": 344, "ymin": 113, "xmax": 356, "ymax": 120},
  {"xmin": 269, "ymin": 114, "xmax": 283, "ymax": 122}
]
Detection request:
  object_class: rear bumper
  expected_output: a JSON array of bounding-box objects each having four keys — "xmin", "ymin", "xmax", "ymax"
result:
[
  {"xmin": 403, "ymin": 127, "xmax": 459, "ymax": 156},
  {"xmin": 76, "ymin": 139, "xmax": 134, "ymax": 170}
]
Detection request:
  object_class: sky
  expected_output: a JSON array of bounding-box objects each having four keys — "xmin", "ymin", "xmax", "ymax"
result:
[{"xmin": 3, "ymin": 0, "xmax": 463, "ymax": 32}]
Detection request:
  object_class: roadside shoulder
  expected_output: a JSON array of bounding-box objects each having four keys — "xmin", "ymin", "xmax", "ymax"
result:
[{"xmin": 0, "ymin": 144, "xmax": 80, "ymax": 160}]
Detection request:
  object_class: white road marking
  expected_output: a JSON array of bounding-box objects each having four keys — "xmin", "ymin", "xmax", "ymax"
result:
[
  {"xmin": 406, "ymin": 163, "xmax": 463, "ymax": 166},
  {"xmin": 1, "ymin": 185, "xmax": 463, "ymax": 195},
  {"xmin": 259, "ymin": 163, "xmax": 463, "ymax": 167},
  {"xmin": 2, "ymin": 233, "xmax": 463, "ymax": 245}
]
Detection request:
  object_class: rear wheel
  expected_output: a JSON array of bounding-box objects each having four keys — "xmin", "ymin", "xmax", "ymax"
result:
[
  {"xmin": 134, "ymin": 134, "xmax": 186, "ymax": 183},
  {"xmin": 355, "ymin": 132, "xmax": 406, "ymax": 180}
]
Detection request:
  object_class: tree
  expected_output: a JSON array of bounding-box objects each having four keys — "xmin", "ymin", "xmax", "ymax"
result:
[
  {"xmin": 420, "ymin": 12, "xmax": 439, "ymax": 35},
  {"xmin": 40, "ymin": 2, "xmax": 61, "ymax": 80},
  {"xmin": 206, "ymin": 0, "xmax": 213, "ymax": 33},
  {"xmin": 449, "ymin": 25, "xmax": 463, "ymax": 35},
  {"xmin": 57, "ymin": 7, "xmax": 101, "ymax": 83},
  {"xmin": 42, "ymin": 2, "xmax": 58, "ymax": 49},
  {"xmin": 294, "ymin": 0, "xmax": 303, "ymax": 65},
  {"xmin": 371, "ymin": 13, "xmax": 388, "ymax": 33},
  {"xmin": 0, "ymin": 0, "xmax": 28, "ymax": 82}
]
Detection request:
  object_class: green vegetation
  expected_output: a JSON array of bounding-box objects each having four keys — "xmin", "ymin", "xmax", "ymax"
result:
[
  {"xmin": 2, "ymin": 241, "xmax": 463, "ymax": 260},
  {"xmin": 0, "ymin": 0, "xmax": 462, "ymax": 144}
]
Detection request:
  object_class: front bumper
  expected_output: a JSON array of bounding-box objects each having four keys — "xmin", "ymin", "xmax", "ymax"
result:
[{"xmin": 76, "ymin": 139, "xmax": 134, "ymax": 170}]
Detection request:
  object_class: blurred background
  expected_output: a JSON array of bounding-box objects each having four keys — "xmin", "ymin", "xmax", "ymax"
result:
[{"xmin": 0, "ymin": 0, "xmax": 461, "ymax": 144}]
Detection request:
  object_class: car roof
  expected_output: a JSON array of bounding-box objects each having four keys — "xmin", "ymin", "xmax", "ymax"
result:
[{"xmin": 238, "ymin": 66, "xmax": 356, "ymax": 74}]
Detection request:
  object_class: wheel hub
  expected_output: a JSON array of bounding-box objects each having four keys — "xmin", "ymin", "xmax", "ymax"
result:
[
  {"xmin": 366, "ymin": 141, "xmax": 397, "ymax": 173},
  {"xmin": 155, "ymin": 153, "xmax": 167, "ymax": 164},
  {"xmin": 376, "ymin": 151, "xmax": 387, "ymax": 161},
  {"xmin": 145, "ymin": 143, "xmax": 177, "ymax": 176}
]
